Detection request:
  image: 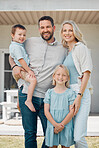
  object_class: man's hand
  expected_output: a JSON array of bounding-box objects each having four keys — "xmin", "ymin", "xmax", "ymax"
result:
[
  {"xmin": 28, "ymin": 70, "xmax": 36, "ymax": 78},
  {"xmin": 13, "ymin": 66, "xmax": 25, "ymax": 79}
]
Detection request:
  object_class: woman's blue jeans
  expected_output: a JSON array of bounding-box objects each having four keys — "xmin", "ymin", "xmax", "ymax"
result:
[
  {"xmin": 70, "ymin": 84, "xmax": 91, "ymax": 148},
  {"xmin": 18, "ymin": 86, "xmax": 48, "ymax": 148}
]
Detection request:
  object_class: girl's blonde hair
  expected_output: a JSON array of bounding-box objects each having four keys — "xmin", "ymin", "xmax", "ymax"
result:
[
  {"xmin": 52, "ymin": 64, "xmax": 70, "ymax": 88},
  {"xmin": 60, "ymin": 20, "xmax": 86, "ymax": 48}
]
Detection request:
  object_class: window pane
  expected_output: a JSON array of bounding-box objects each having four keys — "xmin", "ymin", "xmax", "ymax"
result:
[
  {"xmin": 4, "ymin": 53, "xmax": 11, "ymax": 70},
  {"xmin": 4, "ymin": 53, "xmax": 18, "ymax": 90},
  {"xmin": 4, "ymin": 72, "xmax": 18, "ymax": 90}
]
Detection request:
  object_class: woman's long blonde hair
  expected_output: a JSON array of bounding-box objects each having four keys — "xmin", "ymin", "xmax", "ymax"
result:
[
  {"xmin": 52, "ymin": 64, "xmax": 70, "ymax": 88},
  {"xmin": 60, "ymin": 20, "xmax": 86, "ymax": 48}
]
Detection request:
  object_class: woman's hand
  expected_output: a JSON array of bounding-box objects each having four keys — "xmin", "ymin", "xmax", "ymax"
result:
[
  {"xmin": 72, "ymin": 71, "xmax": 91, "ymax": 116},
  {"xmin": 72, "ymin": 95, "xmax": 82, "ymax": 115}
]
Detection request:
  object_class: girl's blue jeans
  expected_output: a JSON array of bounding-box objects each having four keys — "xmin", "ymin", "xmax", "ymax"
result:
[{"xmin": 18, "ymin": 86, "xmax": 48, "ymax": 148}]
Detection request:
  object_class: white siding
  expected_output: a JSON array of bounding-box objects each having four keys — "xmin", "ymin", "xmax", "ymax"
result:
[{"xmin": 0, "ymin": 0, "xmax": 99, "ymax": 10}]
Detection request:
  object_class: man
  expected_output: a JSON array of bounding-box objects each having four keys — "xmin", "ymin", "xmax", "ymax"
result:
[{"xmin": 9, "ymin": 16, "xmax": 67, "ymax": 148}]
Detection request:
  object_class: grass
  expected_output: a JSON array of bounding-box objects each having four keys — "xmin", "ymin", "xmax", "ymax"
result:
[{"xmin": 0, "ymin": 136, "xmax": 99, "ymax": 148}]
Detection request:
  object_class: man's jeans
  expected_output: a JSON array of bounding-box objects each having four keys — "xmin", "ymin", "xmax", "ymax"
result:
[{"xmin": 18, "ymin": 86, "xmax": 48, "ymax": 148}]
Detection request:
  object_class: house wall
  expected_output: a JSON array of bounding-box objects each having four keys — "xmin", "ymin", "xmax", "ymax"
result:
[
  {"xmin": 0, "ymin": 24, "xmax": 99, "ymax": 113},
  {"xmin": 0, "ymin": 0, "xmax": 99, "ymax": 10}
]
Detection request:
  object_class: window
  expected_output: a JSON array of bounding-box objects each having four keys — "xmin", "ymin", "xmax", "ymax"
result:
[{"xmin": 4, "ymin": 53, "xmax": 17, "ymax": 90}]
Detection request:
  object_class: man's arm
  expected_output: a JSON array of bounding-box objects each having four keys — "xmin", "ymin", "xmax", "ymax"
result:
[{"xmin": 9, "ymin": 55, "xmax": 24, "ymax": 78}]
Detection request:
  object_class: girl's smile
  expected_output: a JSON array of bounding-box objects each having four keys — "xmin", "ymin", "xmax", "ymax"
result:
[{"xmin": 53, "ymin": 67, "xmax": 68, "ymax": 86}]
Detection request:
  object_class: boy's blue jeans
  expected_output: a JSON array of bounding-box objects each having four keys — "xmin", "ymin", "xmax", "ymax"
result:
[{"xmin": 18, "ymin": 86, "xmax": 48, "ymax": 148}]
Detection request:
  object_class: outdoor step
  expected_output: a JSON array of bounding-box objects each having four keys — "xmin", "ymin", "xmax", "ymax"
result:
[{"xmin": 0, "ymin": 116, "xmax": 99, "ymax": 136}]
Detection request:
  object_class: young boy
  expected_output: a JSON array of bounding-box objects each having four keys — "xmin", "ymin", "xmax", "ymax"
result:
[{"xmin": 9, "ymin": 24, "xmax": 37, "ymax": 112}]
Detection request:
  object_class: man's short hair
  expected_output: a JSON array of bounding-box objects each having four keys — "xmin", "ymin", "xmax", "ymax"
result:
[{"xmin": 38, "ymin": 16, "xmax": 54, "ymax": 27}]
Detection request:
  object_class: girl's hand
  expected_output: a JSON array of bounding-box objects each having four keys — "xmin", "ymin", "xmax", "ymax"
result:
[
  {"xmin": 54, "ymin": 128, "xmax": 59, "ymax": 134},
  {"xmin": 72, "ymin": 95, "xmax": 82, "ymax": 115},
  {"xmin": 54, "ymin": 123, "xmax": 64, "ymax": 134}
]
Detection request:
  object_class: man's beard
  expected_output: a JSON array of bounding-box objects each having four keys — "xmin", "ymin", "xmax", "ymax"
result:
[{"xmin": 41, "ymin": 31, "xmax": 54, "ymax": 41}]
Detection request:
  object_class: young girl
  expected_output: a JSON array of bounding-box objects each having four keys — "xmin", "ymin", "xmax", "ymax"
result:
[
  {"xmin": 9, "ymin": 24, "xmax": 37, "ymax": 112},
  {"xmin": 44, "ymin": 65, "xmax": 76, "ymax": 148}
]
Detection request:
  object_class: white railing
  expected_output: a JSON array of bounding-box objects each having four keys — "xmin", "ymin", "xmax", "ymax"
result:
[{"xmin": 0, "ymin": 89, "xmax": 18, "ymax": 121}]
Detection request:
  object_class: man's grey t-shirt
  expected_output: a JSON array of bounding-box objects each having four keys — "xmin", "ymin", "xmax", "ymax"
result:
[{"xmin": 18, "ymin": 37, "xmax": 67, "ymax": 98}]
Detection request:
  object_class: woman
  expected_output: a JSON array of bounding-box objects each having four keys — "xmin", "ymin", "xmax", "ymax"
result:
[{"xmin": 61, "ymin": 20, "xmax": 93, "ymax": 148}]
